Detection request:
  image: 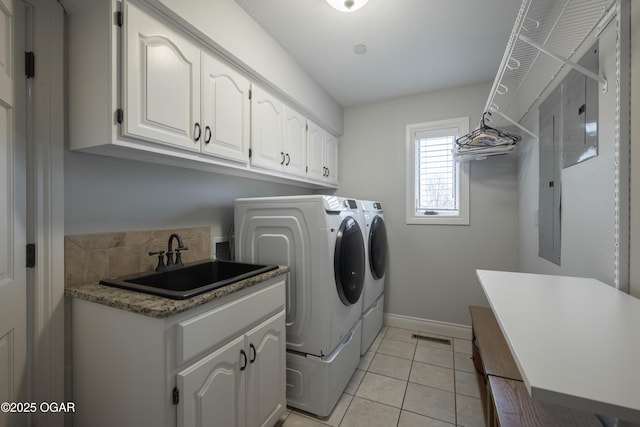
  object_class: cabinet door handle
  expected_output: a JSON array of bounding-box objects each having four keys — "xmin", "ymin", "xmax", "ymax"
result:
[
  {"xmin": 280, "ymin": 152, "xmax": 285, "ymax": 165},
  {"xmin": 326, "ymin": 167, "xmax": 330, "ymax": 177},
  {"xmin": 204, "ymin": 126, "xmax": 212, "ymax": 144},
  {"xmin": 249, "ymin": 343, "xmax": 256, "ymax": 363},
  {"xmin": 240, "ymin": 349, "xmax": 247, "ymax": 371},
  {"xmin": 194, "ymin": 123, "xmax": 202, "ymax": 142},
  {"xmin": 285, "ymin": 153, "xmax": 290, "ymax": 166}
]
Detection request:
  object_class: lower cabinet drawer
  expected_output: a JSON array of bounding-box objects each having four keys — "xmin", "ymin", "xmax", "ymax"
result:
[{"xmin": 176, "ymin": 279, "xmax": 284, "ymax": 364}]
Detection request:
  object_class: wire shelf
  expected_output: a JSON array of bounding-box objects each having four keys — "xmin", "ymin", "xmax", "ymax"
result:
[{"xmin": 484, "ymin": 0, "xmax": 615, "ymax": 135}]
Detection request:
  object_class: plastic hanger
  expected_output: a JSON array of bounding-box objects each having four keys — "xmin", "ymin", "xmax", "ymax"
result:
[{"xmin": 456, "ymin": 112, "xmax": 521, "ymax": 149}]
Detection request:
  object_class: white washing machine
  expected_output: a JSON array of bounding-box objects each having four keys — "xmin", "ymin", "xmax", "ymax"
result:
[
  {"xmin": 234, "ymin": 195, "xmax": 365, "ymax": 417},
  {"xmin": 358, "ymin": 200, "xmax": 388, "ymax": 354}
]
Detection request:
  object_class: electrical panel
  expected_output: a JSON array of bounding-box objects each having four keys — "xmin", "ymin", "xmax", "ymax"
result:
[
  {"xmin": 538, "ymin": 41, "xmax": 599, "ymax": 265},
  {"xmin": 539, "ymin": 87, "xmax": 562, "ymax": 265},
  {"xmin": 562, "ymin": 41, "xmax": 599, "ymax": 168}
]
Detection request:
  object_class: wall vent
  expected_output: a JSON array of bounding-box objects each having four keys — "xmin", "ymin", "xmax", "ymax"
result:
[{"xmin": 411, "ymin": 334, "xmax": 451, "ymax": 346}]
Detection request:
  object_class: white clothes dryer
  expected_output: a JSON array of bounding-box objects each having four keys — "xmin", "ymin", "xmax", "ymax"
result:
[
  {"xmin": 234, "ymin": 195, "xmax": 366, "ymax": 356},
  {"xmin": 234, "ymin": 195, "xmax": 366, "ymax": 417},
  {"xmin": 358, "ymin": 200, "xmax": 388, "ymax": 354}
]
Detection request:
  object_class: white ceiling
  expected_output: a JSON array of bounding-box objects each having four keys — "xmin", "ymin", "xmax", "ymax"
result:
[{"xmin": 235, "ymin": 0, "xmax": 522, "ymax": 107}]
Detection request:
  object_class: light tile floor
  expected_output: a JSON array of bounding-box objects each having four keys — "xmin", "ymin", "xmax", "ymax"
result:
[{"xmin": 278, "ymin": 326, "xmax": 487, "ymax": 427}]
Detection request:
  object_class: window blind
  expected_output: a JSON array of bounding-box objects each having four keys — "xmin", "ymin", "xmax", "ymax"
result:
[{"xmin": 416, "ymin": 135, "xmax": 458, "ymax": 214}]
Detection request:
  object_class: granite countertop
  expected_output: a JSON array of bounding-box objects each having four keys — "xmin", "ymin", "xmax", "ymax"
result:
[{"xmin": 65, "ymin": 266, "xmax": 289, "ymax": 319}]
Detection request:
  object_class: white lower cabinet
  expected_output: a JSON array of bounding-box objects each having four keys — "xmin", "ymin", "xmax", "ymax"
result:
[
  {"xmin": 245, "ymin": 312, "xmax": 287, "ymax": 427},
  {"xmin": 178, "ymin": 334, "xmax": 246, "ymax": 427},
  {"xmin": 72, "ymin": 278, "xmax": 286, "ymax": 427},
  {"xmin": 178, "ymin": 311, "xmax": 286, "ymax": 427}
]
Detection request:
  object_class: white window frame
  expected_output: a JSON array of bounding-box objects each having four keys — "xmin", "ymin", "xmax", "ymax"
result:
[{"xmin": 405, "ymin": 117, "xmax": 470, "ymax": 225}]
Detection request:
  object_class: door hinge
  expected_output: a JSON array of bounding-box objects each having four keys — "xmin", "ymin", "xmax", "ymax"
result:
[
  {"xmin": 248, "ymin": 148, "xmax": 252, "ymax": 158},
  {"xmin": 116, "ymin": 109, "xmax": 124, "ymax": 124},
  {"xmin": 116, "ymin": 11, "xmax": 123, "ymax": 27},
  {"xmin": 25, "ymin": 52, "xmax": 35, "ymax": 79},
  {"xmin": 248, "ymin": 89, "xmax": 252, "ymax": 100},
  {"xmin": 172, "ymin": 387, "xmax": 179, "ymax": 405},
  {"xmin": 26, "ymin": 244, "xmax": 36, "ymax": 268}
]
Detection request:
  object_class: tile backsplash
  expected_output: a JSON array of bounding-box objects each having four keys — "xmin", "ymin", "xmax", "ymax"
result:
[{"xmin": 65, "ymin": 226, "xmax": 211, "ymax": 287}]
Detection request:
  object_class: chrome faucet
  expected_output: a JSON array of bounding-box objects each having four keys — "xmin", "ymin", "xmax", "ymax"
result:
[{"xmin": 166, "ymin": 233, "xmax": 188, "ymax": 267}]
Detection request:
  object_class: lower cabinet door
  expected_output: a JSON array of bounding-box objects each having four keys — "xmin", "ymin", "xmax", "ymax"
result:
[
  {"xmin": 245, "ymin": 311, "xmax": 286, "ymax": 427},
  {"xmin": 178, "ymin": 335, "xmax": 246, "ymax": 427}
]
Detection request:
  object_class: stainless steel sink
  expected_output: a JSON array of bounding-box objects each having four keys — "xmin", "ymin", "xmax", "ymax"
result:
[{"xmin": 99, "ymin": 260, "xmax": 278, "ymax": 300}]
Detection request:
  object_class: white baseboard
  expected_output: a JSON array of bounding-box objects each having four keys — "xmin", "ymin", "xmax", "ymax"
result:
[{"xmin": 383, "ymin": 313, "xmax": 472, "ymax": 340}]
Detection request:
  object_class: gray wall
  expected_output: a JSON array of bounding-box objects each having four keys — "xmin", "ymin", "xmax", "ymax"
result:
[
  {"xmin": 65, "ymin": 83, "xmax": 519, "ymax": 329},
  {"xmin": 517, "ymin": 14, "xmax": 620, "ymax": 287},
  {"xmin": 630, "ymin": 1, "xmax": 640, "ymax": 298},
  {"xmin": 337, "ymin": 82, "xmax": 519, "ymax": 326},
  {"xmin": 64, "ymin": 151, "xmax": 320, "ymax": 238}
]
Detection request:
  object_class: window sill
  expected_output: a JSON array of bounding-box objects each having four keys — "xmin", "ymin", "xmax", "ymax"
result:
[{"xmin": 406, "ymin": 214, "xmax": 469, "ymax": 226}]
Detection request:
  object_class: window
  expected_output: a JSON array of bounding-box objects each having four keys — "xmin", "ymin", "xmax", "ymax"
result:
[{"xmin": 406, "ymin": 117, "xmax": 469, "ymax": 225}]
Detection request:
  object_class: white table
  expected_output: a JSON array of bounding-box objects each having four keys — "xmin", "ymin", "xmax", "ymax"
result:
[{"xmin": 476, "ymin": 269, "xmax": 640, "ymax": 423}]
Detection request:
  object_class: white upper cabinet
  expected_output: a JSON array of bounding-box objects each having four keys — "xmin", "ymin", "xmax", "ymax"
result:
[
  {"xmin": 251, "ymin": 86, "xmax": 308, "ymax": 178},
  {"xmin": 307, "ymin": 121, "xmax": 338, "ymax": 185},
  {"xmin": 124, "ymin": 1, "xmax": 201, "ymax": 151},
  {"xmin": 250, "ymin": 86, "xmax": 285, "ymax": 172},
  {"xmin": 307, "ymin": 121, "xmax": 325, "ymax": 180},
  {"xmin": 324, "ymin": 133, "xmax": 338, "ymax": 184},
  {"xmin": 282, "ymin": 105, "xmax": 307, "ymax": 178},
  {"xmin": 201, "ymin": 54, "xmax": 251, "ymax": 164},
  {"xmin": 68, "ymin": 0, "xmax": 338, "ymax": 189},
  {"xmin": 125, "ymin": 3, "xmax": 250, "ymax": 161}
]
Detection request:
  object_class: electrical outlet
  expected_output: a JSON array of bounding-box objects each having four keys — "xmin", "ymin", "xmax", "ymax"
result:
[{"xmin": 213, "ymin": 236, "xmax": 231, "ymax": 260}]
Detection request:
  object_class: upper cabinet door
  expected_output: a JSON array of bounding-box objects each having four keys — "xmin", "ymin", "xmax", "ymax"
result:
[
  {"xmin": 324, "ymin": 134, "xmax": 338, "ymax": 185},
  {"xmin": 283, "ymin": 106, "xmax": 307, "ymax": 178},
  {"xmin": 250, "ymin": 86, "xmax": 284, "ymax": 171},
  {"xmin": 202, "ymin": 53, "xmax": 251, "ymax": 164},
  {"xmin": 124, "ymin": 2, "xmax": 201, "ymax": 151},
  {"xmin": 306, "ymin": 121, "xmax": 325, "ymax": 181},
  {"xmin": 306, "ymin": 121, "xmax": 339, "ymax": 185}
]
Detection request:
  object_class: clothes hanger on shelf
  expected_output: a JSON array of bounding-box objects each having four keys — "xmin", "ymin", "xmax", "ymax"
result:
[{"xmin": 455, "ymin": 112, "xmax": 521, "ymax": 149}]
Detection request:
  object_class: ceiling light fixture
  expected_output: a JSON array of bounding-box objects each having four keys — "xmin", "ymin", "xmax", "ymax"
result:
[{"xmin": 326, "ymin": 0, "xmax": 368, "ymax": 12}]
